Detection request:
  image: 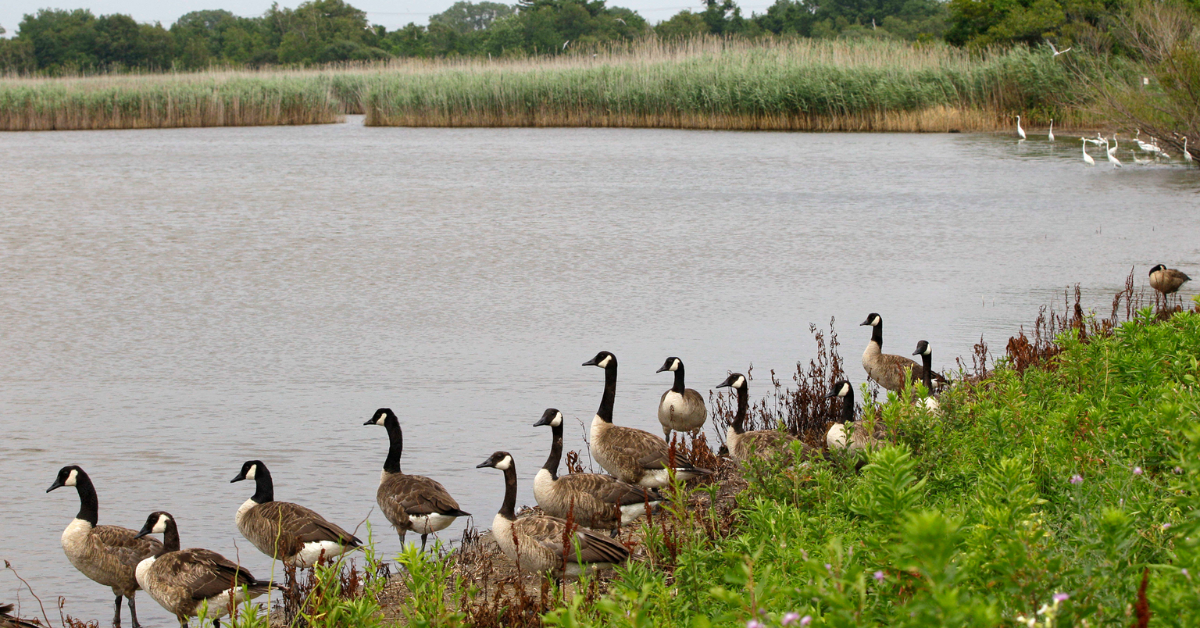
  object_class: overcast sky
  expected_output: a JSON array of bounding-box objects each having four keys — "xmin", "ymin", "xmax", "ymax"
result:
[{"xmin": 1, "ymin": 0, "xmax": 779, "ymax": 36}]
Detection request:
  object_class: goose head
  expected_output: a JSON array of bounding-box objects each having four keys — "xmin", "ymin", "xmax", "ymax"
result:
[
  {"xmin": 364, "ymin": 407, "xmax": 398, "ymax": 427},
  {"xmin": 582, "ymin": 351, "xmax": 616, "ymax": 369},
  {"xmin": 476, "ymin": 451, "xmax": 515, "ymax": 471},
  {"xmin": 533, "ymin": 408, "xmax": 564, "ymax": 428},
  {"xmin": 656, "ymin": 357, "xmax": 682, "ymax": 373},
  {"xmin": 716, "ymin": 373, "xmax": 747, "ymax": 390},
  {"xmin": 913, "ymin": 340, "xmax": 932, "ymax": 357},
  {"xmin": 860, "ymin": 313, "xmax": 882, "ymax": 327},
  {"xmin": 825, "ymin": 380, "xmax": 853, "ymax": 399},
  {"xmin": 230, "ymin": 460, "xmax": 265, "ymax": 483},
  {"xmin": 134, "ymin": 511, "xmax": 174, "ymax": 539},
  {"xmin": 47, "ymin": 465, "xmax": 83, "ymax": 493},
  {"xmin": 1149, "ymin": 264, "xmax": 1166, "ymax": 275}
]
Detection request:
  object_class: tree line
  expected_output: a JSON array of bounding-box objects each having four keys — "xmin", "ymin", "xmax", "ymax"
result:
[{"xmin": 0, "ymin": 0, "xmax": 1170, "ymax": 73}]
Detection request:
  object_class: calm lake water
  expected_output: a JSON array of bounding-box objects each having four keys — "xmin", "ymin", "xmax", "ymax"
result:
[{"xmin": 2, "ymin": 118, "xmax": 1198, "ymax": 622}]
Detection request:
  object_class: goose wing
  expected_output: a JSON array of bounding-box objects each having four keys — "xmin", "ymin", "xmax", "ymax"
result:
[
  {"xmin": 159, "ymin": 550, "xmax": 263, "ymax": 601},
  {"xmin": 92, "ymin": 525, "xmax": 164, "ymax": 570},
  {"xmin": 606, "ymin": 426, "xmax": 698, "ymax": 469},
  {"xmin": 515, "ymin": 516, "xmax": 629, "ymax": 565},
  {"xmin": 1, "ymin": 603, "xmax": 43, "ymax": 628},
  {"xmin": 554, "ymin": 473, "xmax": 658, "ymax": 507},
  {"xmin": 380, "ymin": 474, "xmax": 469, "ymax": 517},
  {"xmin": 255, "ymin": 502, "xmax": 362, "ymax": 547}
]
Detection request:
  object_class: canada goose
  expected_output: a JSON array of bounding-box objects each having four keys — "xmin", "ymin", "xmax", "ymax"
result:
[
  {"xmin": 532, "ymin": 408, "xmax": 661, "ymax": 531},
  {"xmin": 1, "ymin": 604, "xmax": 41, "ymax": 628},
  {"xmin": 1149, "ymin": 264, "xmax": 1191, "ymax": 297},
  {"xmin": 582, "ymin": 351, "xmax": 713, "ymax": 488},
  {"xmin": 860, "ymin": 313, "xmax": 944, "ymax": 392},
  {"xmin": 476, "ymin": 451, "xmax": 628, "ymax": 575},
  {"xmin": 912, "ymin": 340, "xmax": 941, "ymax": 413},
  {"xmin": 364, "ymin": 408, "xmax": 470, "ymax": 552},
  {"xmin": 230, "ymin": 461, "xmax": 361, "ymax": 567},
  {"xmin": 133, "ymin": 512, "xmax": 272, "ymax": 628},
  {"xmin": 716, "ymin": 373, "xmax": 802, "ymax": 461},
  {"xmin": 47, "ymin": 466, "xmax": 162, "ymax": 628},
  {"xmin": 656, "ymin": 357, "xmax": 707, "ymax": 441},
  {"xmin": 824, "ymin": 381, "xmax": 880, "ymax": 451}
]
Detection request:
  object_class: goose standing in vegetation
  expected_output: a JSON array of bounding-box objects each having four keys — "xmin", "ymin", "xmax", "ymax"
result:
[
  {"xmin": 860, "ymin": 313, "xmax": 944, "ymax": 392},
  {"xmin": 364, "ymin": 408, "xmax": 469, "ymax": 552},
  {"xmin": 912, "ymin": 340, "xmax": 941, "ymax": 413},
  {"xmin": 133, "ymin": 512, "xmax": 272, "ymax": 628},
  {"xmin": 1082, "ymin": 137, "xmax": 1095, "ymax": 165},
  {"xmin": 1, "ymin": 604, "xmax": 42, "ymax": 628},
  {"xmin": 1149, "ymin": 264, "xmax": 1191, "ymax": 297},
  {"xmin": 1016, "ymin": 115, "xmax": 1026, "ymax": 140},
  {"xmin": 656, "ymin": 356, "xmax": 707, "ymax": 441},
  {"xmin": 532, "ymin": 408, "xmax": 661, "ymax": 531},
  {"xmin": 582, "ymin": 351, "xmax": 712, "ymax": 488},
  {"xmin": 477, "ymin": 451, "xmax": 629, "ymax": 575},
  {"xmin": 230, "ymin": 461, "xmax": 362, "ymax": 567},
  {"xmin": 47, "ymin": 466, "xmax": 162, "ymax": 628},
  {"xmin": 825, "ymin": 381, "xmax": 880, "ymax": 451},
  {"xmin": 717, "ymin": 373, "xmax": 803, "ymax": 461}
]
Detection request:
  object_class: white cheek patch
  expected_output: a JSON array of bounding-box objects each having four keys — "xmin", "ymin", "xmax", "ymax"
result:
[
  {"xmin": 551, "ymin": 413, "xmax": 563, "ymax": 427},
  {"xmin": 598, "ymin": 356, "xmax": 612, "ymax": 368},
  {"xmin": 839, "ymin": 383, "xmax": 851, "ymax": 397},
  {"xmin": 671, "ymin": 360, "xmax": 681, "ymax": 371},
  {"xmin": 377, "ymin": 414, "xmax": 387, "ymax": 425},
  {"xmin": 923, "ymin": 346, "xmax": 932, "ymax": 356},
  {"xmin": 153, "ymin": 514, "xmax": 169, "ymax": 533},
  {"xmin": 872, "ymin": 316, "xmax": 881, "ymax": 326},
  {"xmin": 733, "ymin": 376, "xmax": 745, "ymax": 388},
  {"xmin": 65, "ymin": 469, "xmax": 78, "ymax": 487},
  {"xmin": 244, "ymin": 465, "xmax": 257, "ymax": 480},
  {"xmin": 495, "ymin": 456, "xmax": 513, "ymax": 471}
]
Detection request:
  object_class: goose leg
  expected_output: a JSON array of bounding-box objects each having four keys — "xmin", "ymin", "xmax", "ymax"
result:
[
  {"xmin": 420, "ymin": 534, "xmax": 429, "ymax": 553},
  {"xmin": 112, "ymin": 595, "xmax": 122, "ymax": 628},
  {"xmin": 126, "ymin": 595, "xmax": 140, "ymax": 628}
]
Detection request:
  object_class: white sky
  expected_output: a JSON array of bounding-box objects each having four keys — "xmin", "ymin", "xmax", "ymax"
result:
[{"xmin": 1, "ymin": 0, "xmax": 779, "ymax": 37}]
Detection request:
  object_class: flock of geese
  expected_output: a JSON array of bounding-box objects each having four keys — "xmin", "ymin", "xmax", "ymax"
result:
[
  {"xmin": 21, "ymin": 270, "xmax": 1195, "ymax": 628},
  {"xmin": 1014, "ymin": 116, "xmax": 1195, "ymax": 167}
]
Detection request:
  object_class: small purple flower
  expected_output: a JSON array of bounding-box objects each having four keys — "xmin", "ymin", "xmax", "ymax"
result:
[
  {"xmin": 799, "ymin": 616, "xmax": 812, "ymax": 627},
  {"xmin": 1053, "ymin": 593, "xmax": 1069, "ymax": 603},
  {"xmin": 1162, "ymin": 523, "xmax": 1171, "ymax": 531},
  {"xmin": 1069, "ymin": 474, "xmax": 1083, "ymax": 485},
  {"xmin": 1182, "ymin": 568, "xmax": 1190, "ymax": 579},
  {"xmin": 1175, "ymin": 467, "xmax": 1184, "ymax": 474},
  {"xmin": 782, "ymin": 613, "xmax": 801, "ymax": 626},
  {"xmin": 746, "ymin": 620, "xmax": 763, "ymax": 628},
  {"xmin": 824, "ymin": 563, "xmax": 833, "ymax": 573},
  {"xmin": 873, "ymin": 570, "xmax": 885, "ymax": 582}
]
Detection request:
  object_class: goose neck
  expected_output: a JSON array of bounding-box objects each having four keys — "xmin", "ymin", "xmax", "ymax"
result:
[
  {"xmin": 731, "ymin": 384, "xmax": 749, "ymax": 435},
  {"xmin": 382, "ymin": 420, "xmax": 404, "ymax": 474},
  {"xmin": 596, "ymin": 363, "xmax": 617, "ymax": 423},
  {"xmin": 671, "ymin": 367, "xmax": 686, "ymax": 394},
  {"xmin": 840, "ymin": 389, "xmax": 855, "ymax": 424},
  {"xmin": 73, "ymin": 471, "xmax": 100, "ymax": 527},
  {"xmin": 921, "ymin": 353, "xmax": 934, "ymax": 391},
  {"xmin": 161, "ymin": 519, "xmax": 181, "ymax": 554},
  {"xmin": 251, "ymin": 466, "xmax": 275, "ymax": 504},
  {"xmin": 542, "ymin": 424, "xmax": 562, "ymax": 480},
  {"xmin": 499, "ymin": 465, "xmax": 517, "ymax": 521},
  {"xmin": 870, "ymin": 323, "xmax": 884, "ymax": 347}
]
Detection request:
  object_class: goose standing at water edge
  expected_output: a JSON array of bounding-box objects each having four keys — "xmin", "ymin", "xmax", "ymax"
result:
[
  {"xmin": 230, "ymin": 460, "xmax": 362, "ymax": 567},
  {"xmin": 133, "ymin": 512, "xmax": 272, "ymax": 628},
  {"xmin": 860, "ymin": 313, "xmax": 944, "ymax": 392},
  {"xmin": 477, "ymin": 451, "xmax": 629, "ymax": 575},
  {"xmin": 656, "ymin": 356, "xmax": 707, "ymax": 441},
  {"xmin": 717, "ymin": 373, "xmax": 803, "ymax": 460},
  {"xmin": 47, "ymin": 466, "xmax": 162, "ymax": 628},
  {"xmin": 583, "ymin": 351, "xmax": 713, "ymax": 488},
  {"xmin": 1149, "ymin": 264, "xmax": 1191, "ymax": 297},
  {"xmin": 533, "ymin": 408, "xmax": 662, "ymax": 531},
  {"xmin": 364, "ymin": 409, "xmax": 470, "ymax": 551},
  {"xmin": 825, "ymin": 381, "xmax": 880, "ymax": 451}
]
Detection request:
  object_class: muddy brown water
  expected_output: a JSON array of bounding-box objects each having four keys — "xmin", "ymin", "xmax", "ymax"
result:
[{"xmin": 2, "ymin": 118, "xmax": 1198, "ymax": 622}]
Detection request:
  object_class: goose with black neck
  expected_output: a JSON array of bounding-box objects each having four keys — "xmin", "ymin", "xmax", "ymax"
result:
[
  {"xmin": 717, "ymin": 373, "xmax": 804, "ymax": 460},
  {"xmin": 656, "ymin": 356, "xmax": 707, "ymax": 441}
]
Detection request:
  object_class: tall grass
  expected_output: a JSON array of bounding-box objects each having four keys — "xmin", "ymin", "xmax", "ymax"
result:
[{"xmin": 362, "ymin": 37, "xmax": 1089, "ymax": 132}]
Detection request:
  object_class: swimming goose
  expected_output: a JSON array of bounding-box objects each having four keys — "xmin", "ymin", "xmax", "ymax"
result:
[
  {"xmin": 133, "ymin": 512, "xmax": 272, "ymax": 628},
  {"xmin": 860, "ymin": 313, "xmax": 944, "ymax": 392},
  {"xmin": 532, "ymin": 408, "xmax": 661, "ymax": 531},
  {"xmin": 230, "ymin": 461, "xmax": 361, "ymax": 567},
  {"xmin": 582, "ymin": 351, "xmax": 713, "ymax": 488},
  {"xmin": 47, "ymin": 466, "xmax": 162, "ymax": 628},
  {"xmin": 912, "ymin": 340, "xmax": 941, "ymax": 413},
  {"xmin": 1149, "ymin": 264, "xmax": 1191, "ymax": 296},
  {"xmin": 824, "ymin": 381, "xmax": 880, "ymax": 451},
  {"xmin": 364, "ymin": 408, "xmax": 470, "ymax": 552},
  {"xmin": 656, "ymin": 357, "xmax": 707, "ymax": 441},
  {"xmin": 716, "ymin": 373, "xmax": 803, "ymax": 461},
  {"xmin": 1, "ymin": 604, "xmax": 42, "ymax": 628},
  {"xmin": 477, "ymin": 451, "xmax": 628, "ymax": 575}
]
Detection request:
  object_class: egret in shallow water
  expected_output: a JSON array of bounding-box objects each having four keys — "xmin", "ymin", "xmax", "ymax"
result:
[
  {"xmin": 1105, "ymin": 140, "xmax": 1122, "ymax": 167},
  {"xmin": 1082, "ymin": 137, "xmax": 1095, "ymax": 165},
  {"xmin": 1016, "ymin": 115, "xmax": 1026, "ymax": 140},
  {"xmin": 1184, "ymin": 136, "xmax": 1193, "ymax": 161},
  {"xmin": 1048, "ymin": 119, "xmax": 1054, "ymax": 142}
]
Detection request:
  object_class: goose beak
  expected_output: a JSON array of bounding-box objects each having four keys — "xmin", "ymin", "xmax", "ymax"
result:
[
  {"xmin": 134, "ymin": 524, "xmax": 152, "ymax": 540},
  {"xmin": 230, "ymin": 473, "xmax": 246, "ymax": 483},
  {"xmin": 46, "ymin": 480, "xmax": 64, "ymax": 493},
  {"xmin": 363, "ymin": 418, "xmax": 375, "ymax": 426},
  {"xmin": 824, "ymin": 390, "xmax": 837, "ymax": 399},
  {"xmin": 476, "ymin": 459, "xmax": 494, "ymax": 469},
  {"xmin": 859, "ymin": 317, "xmax": 872, "ymax": 326},
  {"xmin": 582, "ymin": 357, "xmax": 599, "ymax": 366},
  {"xmin": 912, "ymin": 349, "xmax": 921, "ymax": 356},
  {"xmin": 656, "ymin": 365, "xmax": 668, "ymax": 373},
  {"xmin": 533, "ymin": 416, "xmax": 552, "ymax": 427}
]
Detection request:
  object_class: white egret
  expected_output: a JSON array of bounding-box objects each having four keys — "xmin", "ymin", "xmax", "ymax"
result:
[
  {"xmin": 1082, "ymin": 137, "xmax": 1095, "ymax": 165},
  {"xmin": 1016, "ymin": 115, "xmax": 1026, "ymax": 140},
  {"xmin": 1048, "ymin": 119, "xmax": 1054, "ymax": 141},
  {"xmin": 1184, "ymin": 136, "xmax": 1193, "ymax": 161},
  {"xmin": 1047, "ymin": 41, "xmax": 1072, "ymax": 57},
  {"xmin": 1106, "ymin": 141, "xmax": 1122, "ymax": 167}
]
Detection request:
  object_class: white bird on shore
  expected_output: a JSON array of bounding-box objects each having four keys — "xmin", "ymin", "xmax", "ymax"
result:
[
  {"xmin": 1016, "ymin": 115, "xmax": 1026, "ymax": 140},
  {"xmin": 1048, "ymin": 119, "xmax": 1055, "ymax": 141},
  {"xmin": 1047, "ymin": 41, "xmax": 1072, "ymax": 57},
  {"xmin": 1107, "ymin": 133, "xmax": 1120, "ymax": 157},
  {"xmin": 1106, "ymin": 140, "xmax": 1122, "ymax": 167},
  {"xmin": 1082, "ymin": 137, "xmax": 1095, "ymax": 165},
  {"xmin": 1183, "ymin": 136, "xmax": 1193, "ymax": 161}
]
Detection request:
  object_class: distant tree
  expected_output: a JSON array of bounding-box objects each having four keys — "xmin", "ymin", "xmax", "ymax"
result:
[
  {"xmin": 944, "ymin": 0, "xmax": 1120, "ymax": 46},
  {"xmin": 268, "ymin": 0, "xmax": 388, "ymax": 63},
  {"xmin": 655, "ymin": 10, "xmax": 708, "ymax": 38},
  {"xmin": 430, "ymin": 1, "xmax": 516, "ymax": 33}
]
